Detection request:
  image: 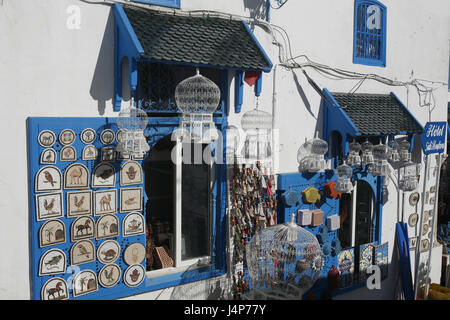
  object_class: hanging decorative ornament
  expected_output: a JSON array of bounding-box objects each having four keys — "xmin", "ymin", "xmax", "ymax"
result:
[
  {"xmin": 335, "ymin": 162, "xmax": 353, "ymax": 194},
  {"xmin": 372, "ymin": 141, "xmax": 390, "ymax": 177},
  {"xmin": 245, "ymin": 213, "xmax": 323, "ymax": 299},
  {"xmin": 297, "ymin": 132, "xmax": 328, "ymax": 173},
  {"xmin": 116, "ymin": 102, "xmax": 150, "ymax": 158},
  {"xmin": 399, "ymin": 161, "xmax": 421, "ymax": 191},
  {"xmin": 388, "ymin": 140, "xmax": 400, "ymax": 163},
  {"xmin": 346, "ymin": 140, "xmax": 362, "ymax": 167},
  {"xmin": 241, "ymin": 98, "xmax": 272, "ymax": 160},
  {"xmin": 396, "ymin": 139, "xmax": 412, "ymax": 164},
  {"xmin": 175, "ymin": 68, "xmax": 221, "ymax": 143},
  {"xmin": 361, "ymin": 139, "xmax": 374, "ymax": 168}
]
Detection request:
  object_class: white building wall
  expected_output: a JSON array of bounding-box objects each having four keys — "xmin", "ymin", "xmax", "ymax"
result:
[{"xmin": 0, "ymin": 0, "xmax": 448, "ymax": 299}]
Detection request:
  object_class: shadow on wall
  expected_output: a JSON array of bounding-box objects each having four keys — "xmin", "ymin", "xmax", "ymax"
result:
[
  {"xmin": 169, "ymin": 264, "xmax": 231, "ymax": 300},
  {"xmin": 89, "ymin": 7, "xmax": 115, "ymax": 115},
  {"xmin": 243, "ymin": 0, "xmax": 267, "ymax": 20}
]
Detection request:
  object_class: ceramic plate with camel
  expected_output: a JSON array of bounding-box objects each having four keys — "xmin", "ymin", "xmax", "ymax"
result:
[
  {"xmin": 94, "ymin": 189, "xmax": 117, "ymax": 216},
  {"xmin": 64, "ymin": 163, "xmax": 89, "ymax": 189}
]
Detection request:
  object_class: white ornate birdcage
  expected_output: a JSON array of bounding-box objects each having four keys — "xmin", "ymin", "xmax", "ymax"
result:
[
  {"xmin": 372, "ymin": 142, "xmax": 390, "ymax": 177},
  {"xmin": 297, "ymin": 132, "xmax": 328, "ymax": 173},
  {"xmin": 225, "ymin": 125, "xmax": 240, "ymax": 162},
  {"xmin": 335, "ymin": 162, "xmax": 354, "ymax": 194},
  {"xmin": 346, "ymin": 140, "xmax": 362, "ymax": 167},
  {"xmin": 116, "ymin": 104, "xmax": 150, "ymax": 158},
  {"xmin": 241, "ymin": 101, "xmax": 272, "ymax": 160},
  {"xmin": 396, "ymin": 139, "xmax": 412, "ymax": 163},
  {"xmin": 175, "ymin": 68, "xmax": 221, "ymax": 143},
  {"xmin": 361, "ymin": 139, "xmax": 374, "ymax": 167},
  {"xmin": 399, "ymin": 161, "xmax": 421, "ymax": 191},
  {"xmin": 245, "ymin": 214, "xmax": 323, "ymax": 300}
]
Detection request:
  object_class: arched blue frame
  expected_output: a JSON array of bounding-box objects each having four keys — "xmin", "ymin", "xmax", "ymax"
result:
[
  {"xmin": 131, "ymin": 0, "xmax": 180, "ymax": 9},
  {"xmin": 353, "ymin": 0, "xmax": 387, "ymax": 67}
]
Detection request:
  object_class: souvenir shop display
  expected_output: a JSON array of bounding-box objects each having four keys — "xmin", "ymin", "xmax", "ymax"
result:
[
  {"xmin": 116, "ymin": 105, "xmax": 150, "ymax": 157},
  {"xmin": 335, "ymin": 162, "xmax": 353, "ymax": 194},
  {"xmin": 297, "ymin": 133, "xmax": 328, "ymax": 173}
]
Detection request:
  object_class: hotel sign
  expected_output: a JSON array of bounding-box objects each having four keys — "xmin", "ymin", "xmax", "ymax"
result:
[{"xmin": 421, "ymin": 121, "xmax": 447, "ymax": 155}]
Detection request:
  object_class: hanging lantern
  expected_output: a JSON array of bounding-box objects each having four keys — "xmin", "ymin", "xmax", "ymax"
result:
[
  {"xmin": 372, "ymin": 142, "xmax": 390, "ymax": 176},
  {"xmin": 175, "ymin": 68, "xmax": 221, "ymax": 143},
  {"xmin": 361, "ymin": 140, "xmax": 374, "ymax": 167},
  {"xmin": 116, "ymin": 105, "xmax": 150, "ymax": 158},
  {"xmin": 335, "ymin": 162, "xmax": 353, "ymax": 194},
  {"xmin": 297, "ymin": 132, "xmax": 328, "ymax": 173},
  {"xmin": 346, "ymin": 140, "xmax": 362, "ymax": 167},
  {"xmin": 241, "ymin": 103, "xmax": 272, "ymax": 160},
  {"xmin": 245, "ymin": 214, "xmax": 324, "ymax": 299},
  {"xmin": 399, "ymin": 162, "xmax": 421, "ymax": 191}
]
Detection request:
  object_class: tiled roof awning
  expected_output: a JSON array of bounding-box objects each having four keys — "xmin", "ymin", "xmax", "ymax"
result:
[
  {"xmin": 112, "ymin": 3, "xmax": 272, "ymax": 110},
  {"xmin": 323, "ymin": 90, "xmax": 424, "ymax": 137}
]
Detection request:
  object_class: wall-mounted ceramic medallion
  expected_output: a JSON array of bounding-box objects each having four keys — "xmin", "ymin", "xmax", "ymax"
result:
[
  {"xmin": 59, "ymin": 129, "xmax": 76, "ymax": 146},
  {"xmin": 101, "ymin": 147, "xmax": 116, "ymax": 162},
  {"xmin": 80, "ymin": 128, "xmax": 96, "ymax": 144},
  {"xmin": 94, "ymin": 189, "xmax": 117, "ymax": 216},
  {"xmin": 38, "ymin": 130, "xmax": 56, "ymax": 148},
  {"xmin": 72, "ymin": 270, "xmax": 98, "ymax": 297},
  {"xmin": 123, "ymin": 212, "xmax": 145, "ymax": 237},
  {"xmin": 422, "ymin": 223, "xmax": 429, "ymax": 234},
  {"xmin": 120, "ymin": 161, "xmax": 143, "ymax": 186},
  {"xmin": 116, "ymin": 129, "xmax": 125, "ymax": 143},
  {"xmin": 409, "ymin": 192, "xmax": 420, "ymax": 206},
  {"xmin": 82, "ymin": 145, "xmax": 98, "ymax": 161},
  {"xmin": 71, "ymin": 240, "xmax": 95, "ymax": 266},
  {"xmin": 423, "ymin": 210, "xmax": 429, "ymax": 221},
  {"xmin": 120, "ymin": 187, "xmax": 143, "ymax": 213},
  {"xmin": 35, "ymin": 166, "xmax": 62, "ymax": 193},
  {"xmin": 420, "ymin": 239, "xmax": 430, "ymax": 252},
  {"xmin": 60, "ymin": 146, "xmax": 76, "ymax": 162},
  {"xmin": 123, "ymin": 264, "xmax": 145, "ymax": 287},
  {"xmin": 66, "ymin": 190, "xmax": 92, "ymax": 218},
  {"xmin": 92, "ymin": 163, "xmax": 115, "ymax": 188},
  {"xmin": 39, "ymin": 248, "xmax": 67, "ymax": 276},
  {"xmin": 100, "ymin": 129, "xmax": 115, "ymax": 145},
  {"xmin": 35, "ymin": 192, "xmax": 64, "ymax": 221},
  {"xmin": 98, "ymin": 263, "xmax": 121, "ymax": 288},
  {"xmin": 123, "ymin": 242, "xmax": 146, "ymax": 266},
  {"xmin": 64, "ymin": 163, "xmax": 89, "ymax": 189},
  {"xmin": 71, "ymin": 216, "xmax": 95, "ymax": 242},
  {"xmin": 409, "ymin": 237, "xmax": 418, "ymax": 251},
  {"xmin": 40, "ymin": 148, "xmax": 57, "ymax": 164},
  {"xmin": 41, "ymin": 277, "xmax": 69, "ymax": 300},
  {"xmin": 96, "ymin": 214, "xmax": 119, "ymax": 240},
  {"xmin": 408, "ymin": 213, "xmax": 419, "ymax": 227},
  {"xmin": 97, "ymin": 240, "xmax": 121, "ymax": 264},
  {"xmin": 39, "ymin": 219, "xmax": 66, "ymax": 247}
]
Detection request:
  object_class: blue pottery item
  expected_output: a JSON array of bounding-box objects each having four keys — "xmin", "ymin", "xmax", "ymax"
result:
[{"xmin": 282, "ymin": 186, "xmax": 300, "ymax": 207}]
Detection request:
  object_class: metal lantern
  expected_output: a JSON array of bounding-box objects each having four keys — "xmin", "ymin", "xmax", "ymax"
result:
[
  {"xmin": 241, "ymin": 104, "xmax": 272, "ymax": 160},
  {"xmin": 399, "ymin": 161, "xmax": 421, "ymax": 191},
  {"xmin": 245, "ymin": 214, "xmax": 323, "ymax": 300},
  {"xmin": 335, "ymin": 162, "xmax": 353, "ymax": 194},
  {"xmin": 372, "ymin": 142, "xmax": 390, "ymax": 177},
  {"xmin": 175, "ymin": 68, "xmax": 221, "ymax": 143},
  {"xmin": 346, "ymin": 140, "xmax": 362, "ymax": 167},
  {"xmin": 116, "ymin": 105, "xmax": 150, "ymax": 158},
  {"xmin": 361, "ymin": 140, "xmax": 374, "ymax": 166},
  {"xmin": 298, "ymin": 133, "xmax": 328, "ymax": 173}
]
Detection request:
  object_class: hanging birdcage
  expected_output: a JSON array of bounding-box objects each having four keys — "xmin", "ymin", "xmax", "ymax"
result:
[
  {"xmin": 175, "ymin": 68, "xmax": 221, "ymax": 143},
  {"xmin": 241, "ymin": 103, "xmax": 272, "ymax": 160},
  {"xmin": 346, "ymin": 140, "xmax": 362, "ymax": 167},
  {"xmin": 297, "ymin": 133, "xmax": 328, "ymax": 173},
  {"xmin": 335, "ymin": 162, "xmax": 354, "ymax": 194},
  {"xmin": 361, "ymin": 140, "xmax": 374, "ymax": 167},
  {"xmin": 372, "ymin": 142, "xmax": 390, "ymax": 177},
  {"xmin": 396, "ymin": 139, "xmax": 412, "ymax": 163},
  {"xmin": 399, "ymin": 161, "xmax": 421, "ymax": 191},
  {"xmin": 225, "ymin": 125, "xmax": 240, "ymax": 162},
  {"xmin": 245, "ymin": 214, "xmax": 323, "ymax": 300},
  {"xmin": 116, "ymin": 105, "xmax": 150, "ymax": 158}
]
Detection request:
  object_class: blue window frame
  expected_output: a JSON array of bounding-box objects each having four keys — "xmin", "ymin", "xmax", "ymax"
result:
[
  {"xmin": 131, "ymin": 0, "xmax": 180, "ymax": 9},
  {"xmin": 353, "ymin": 0, "xmax": 387, "ymax": 67}
]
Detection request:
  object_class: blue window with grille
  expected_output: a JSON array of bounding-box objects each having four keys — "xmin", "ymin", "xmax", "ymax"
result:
[
  {"xmin": 353, "ymin": 0, "xmax": 387, "ymax": 67},
  {"xmin": 131, "ymin": 0, "xmax": 180, "ymax": 9}
]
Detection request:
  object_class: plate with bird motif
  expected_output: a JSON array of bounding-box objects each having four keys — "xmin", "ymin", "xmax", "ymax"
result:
[
  {"xmin": 98, "ymin": 264, "xmax": 121, "ymax": 288},
  {"xmin": 35, "ymin": 166, "xmax": 62, "ymax": 193},
  {"xmin": 35, "ymin": 192, "xmax": 64, "ymax": 221},
  {"xmin": 70, "ymin": 240, "xmax": 95, "ymax": 266},
  {"xmin": 66, "ymin": 190, "xmax": 92, "ymax": 218}
]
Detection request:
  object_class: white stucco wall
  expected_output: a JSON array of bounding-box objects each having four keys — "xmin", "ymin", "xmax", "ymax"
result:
[{"xmin": 0, "ymin": 0, "xmax": 448, "ymax": 300}]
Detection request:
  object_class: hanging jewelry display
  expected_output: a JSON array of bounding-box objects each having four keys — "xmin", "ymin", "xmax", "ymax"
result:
[
  {"xmin": 241, "ymin": 98, "xmax": 272, "ymax": 160},
  {"xmin": 175, "ymin": 68, "xmax": 221, "ymax": 143},
  {"xmin": 116, "ymin": 104, "xmax": 150, "ymax": 158},
  {"xmin": 245, "ymin": 213, "xmax": 323, "ymax": 299},
  {"xmin": 297, "ymin": 132, "xmax": 328, "ymax": 173}
]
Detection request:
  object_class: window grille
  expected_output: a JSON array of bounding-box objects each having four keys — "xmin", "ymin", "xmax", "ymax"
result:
[{"xmin": 353, "ymin": 0, "xmax": 386, "ymax": 67}]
